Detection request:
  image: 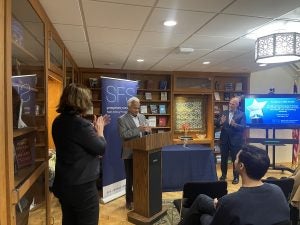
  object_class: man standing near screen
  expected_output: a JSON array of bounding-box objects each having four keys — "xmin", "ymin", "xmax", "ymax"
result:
[
  {"xmin": 118, "ymin": 97, "xmax": 151, "ymax": 210},
  {"xmin": 218, "ymin": 97, "xmax": 246, "ymax": 184}
]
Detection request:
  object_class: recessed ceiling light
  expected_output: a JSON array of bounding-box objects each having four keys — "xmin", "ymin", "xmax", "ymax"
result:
[
  {"xmin": 137, "ymin": 59, "xmax": 144, "ymax": 62},
  {"xmin": 259, "ymin": 63, "xmax": 267, "ymax": 67},
  {"xmin": 203, "ymin": 61, "xmax": 210, "ymax": 65},
  {"xmin": 163, "ymin": 20, "xmax": 177, "ymax": 27}
]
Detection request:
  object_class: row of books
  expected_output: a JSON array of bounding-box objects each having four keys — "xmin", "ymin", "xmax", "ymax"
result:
[
  {"xmin": 141, "ymin": 104, "xmax": 166, "ymax": 114},
  {"xmin": 145, "ymin": 92, "xmax": 168, "ymax": 101},
  {"xmin": 147, "ymin": 115, "xmax": 168, "ymax": 127}
]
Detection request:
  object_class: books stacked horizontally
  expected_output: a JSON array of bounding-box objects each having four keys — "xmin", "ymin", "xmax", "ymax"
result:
[{"xmin": 224, "ymin": 82, "xmax": 233, "ymax": 91}]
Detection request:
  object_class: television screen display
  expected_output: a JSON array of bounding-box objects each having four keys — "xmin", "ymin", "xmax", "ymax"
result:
[{"xmin": 244, "ymin": 94, "xmax": 300, "ymax": 128}]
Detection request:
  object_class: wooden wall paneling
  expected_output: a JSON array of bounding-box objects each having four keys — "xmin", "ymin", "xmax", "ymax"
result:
[
  {"xmin": 47, "ymin": 74, "xmax": 63, "ymax": 149},
  {"xmin": 5, "ymin": 0, "xmax": 17, "ymax": 223},
  {"xmin": 0, "ymin": 0, "xmax": 10, "ymax": 224}
]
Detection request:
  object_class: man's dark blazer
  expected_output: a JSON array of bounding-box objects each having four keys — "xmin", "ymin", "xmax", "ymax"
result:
[
  {"xmin": 118, "ymin": 113, "xmax": 147, "ymax": 159},
  {"xmin": 218, "ymin": 110, "xmax": 246, "ymax": 148},
  {"xmin": 52, "ymin": 113, "xmax": 106, "ymax": 194}
]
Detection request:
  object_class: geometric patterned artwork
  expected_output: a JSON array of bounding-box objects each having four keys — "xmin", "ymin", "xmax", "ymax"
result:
[{"xmin": 174, "ymin": 95, "xmax": 207, "ymax": 133}]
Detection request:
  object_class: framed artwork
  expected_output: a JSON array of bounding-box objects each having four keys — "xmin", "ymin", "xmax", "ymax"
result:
[{"xmin": 174, "ymin": 95, "xmax": 207, "ymax": 133}]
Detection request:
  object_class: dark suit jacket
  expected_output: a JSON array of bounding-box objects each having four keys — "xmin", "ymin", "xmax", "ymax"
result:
[
  {"xmin": 118, "ymin": 113, "xmax": 147, "ymax": 159},
  {"xmin": 218, "ymin": 110, "xmax": 246, "ymax": 148},
  {"xmin": 52, "ymin": 113, "xmax": 106, "ymax": 192}
]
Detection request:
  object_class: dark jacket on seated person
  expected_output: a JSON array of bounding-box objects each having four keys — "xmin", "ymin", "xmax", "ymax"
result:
[{"xmin": 209, "ymin": 183, "xmax": 289, "ymax": 225}]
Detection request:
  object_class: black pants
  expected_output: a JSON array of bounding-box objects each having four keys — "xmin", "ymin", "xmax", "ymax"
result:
[
  {"xmin": 220, "ymin": 142, "xmax": 240, "ymax": 179},
  {"xmin": 58, "ymin": 181, "xmax": 99, "ymax": 225},
  {"xmin": 180, "ymin": 194, "xmax": 215, "ymax": 225},
  {"xmin": 124, "ymin": 158, "xmax": 133, "ymax": 204}
]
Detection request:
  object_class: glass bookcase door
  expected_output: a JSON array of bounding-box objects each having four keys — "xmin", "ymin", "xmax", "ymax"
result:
[
  {"xmin": 49, "ymin": 33, "xmax": 63, "ymax": 75},
  {"xmin": 65, "ymin": 56, "xmax": 73, "ymax": 86},
  {"xmin": 173, "ymin": 74, "xmax": 213, "ymax": 92},
  {"xmin": 11, "ymin": 0, "xmax": 48, "ymax": 224}
]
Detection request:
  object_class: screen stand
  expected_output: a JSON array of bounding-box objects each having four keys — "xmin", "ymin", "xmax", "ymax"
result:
[{"xmin": 265, "ymin": 128, "xmax": 294, "ymax": 173}]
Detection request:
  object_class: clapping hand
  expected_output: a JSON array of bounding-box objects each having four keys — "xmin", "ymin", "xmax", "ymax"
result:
[
  {"xmin": 93, "ymin": 114, "xmax": 110, "ymax": 137},
  {"xmin": 230, "ymin": 119, "xmax": 237, "ymax": 127},
  {"xmin": 102, "ymin": 114, "xmax": 111, "ymax": 126},
  {"xmin": 220, "ymin": 115, "xmax": 226, "ymax": 125}
]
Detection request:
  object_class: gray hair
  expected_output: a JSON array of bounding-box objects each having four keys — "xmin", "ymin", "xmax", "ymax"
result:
[{"xmin": 127, "ymin": 96, "xmax": 140, "ymax": 107}]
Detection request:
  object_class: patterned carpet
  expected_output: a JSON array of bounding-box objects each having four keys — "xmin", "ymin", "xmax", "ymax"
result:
[{"xmin": 153, "ymin": 200, "xmax": 181, "ymax": 225}]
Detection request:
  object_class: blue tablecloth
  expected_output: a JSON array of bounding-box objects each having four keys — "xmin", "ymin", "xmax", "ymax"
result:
[{"xmin": 162, "ymin": 144, "xmax": 217, "ymax": 191}]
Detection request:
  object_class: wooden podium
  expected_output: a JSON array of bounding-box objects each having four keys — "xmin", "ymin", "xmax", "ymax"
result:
[{"xmin": 124, "ymin": 132, "xmax": 172, "ymax": 225}]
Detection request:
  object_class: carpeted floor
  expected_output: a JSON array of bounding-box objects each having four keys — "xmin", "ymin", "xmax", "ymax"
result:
[{"xmin": 153, "ymin": 200, "xmax": 180, "ymax": 225}]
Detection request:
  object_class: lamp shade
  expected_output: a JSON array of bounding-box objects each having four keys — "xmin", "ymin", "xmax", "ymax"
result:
[{"xmin": 255, "ymin": 32, "xmax": 300, "ymax": 63}]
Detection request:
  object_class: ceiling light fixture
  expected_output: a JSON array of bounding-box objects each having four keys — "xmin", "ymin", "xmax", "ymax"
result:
[
  {"xmin": 203, "ymin": 61, "xmax": 210, "ymax": 65},
  {"xmin": 255, "ymin": 32, "xmax": 300, "ymax": 64},
  {"xmin": 163, "ymin": 20, "xmax": 177, "ymax": 27},
  {"xmin": 137, "ymin": 59, "xmax": 144, "ymax": 62}
]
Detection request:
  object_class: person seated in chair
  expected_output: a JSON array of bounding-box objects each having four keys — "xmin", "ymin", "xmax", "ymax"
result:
[
  {"xmin": 178, "ymin": 145, "xmax": 290, "ymax": 225},
  {"xmin": 291, "ymin": 166, "xmax": 300, "ymax": 209}
]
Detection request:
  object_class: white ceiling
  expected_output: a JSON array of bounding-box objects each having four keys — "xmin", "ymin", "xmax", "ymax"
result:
[{"xmin": 39, "ymin": 0, "xmax": 300, "ymax": 73}]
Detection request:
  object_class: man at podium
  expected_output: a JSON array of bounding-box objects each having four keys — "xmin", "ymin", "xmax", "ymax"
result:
[{"xmin": 118, "ymin": 97, "xmax": 151, "ymax": 210}]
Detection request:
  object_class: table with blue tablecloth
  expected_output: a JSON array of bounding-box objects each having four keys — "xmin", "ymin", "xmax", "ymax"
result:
[{"xmin": 162, "ymin": 144, "xmax": 217, "ymax": 191}]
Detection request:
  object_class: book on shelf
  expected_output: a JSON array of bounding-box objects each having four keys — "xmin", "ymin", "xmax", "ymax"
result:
[
  {"xmin": 235, "ymin": 82, "xmax": 243, "ymax": 91},
  {"xmin": 224, "ymin": 82, "xmax": 233, "ymax": 91},
  {"xmin": 146, "ymin": 80, "xmax": 155, "ymax": 89},
  {"xmin": 214, "ymin": 81, "xmax": 221, "ymax": 90},
  {"xmin": 159, "ymin": 80, "xmax": 168, "ymax": 90},
  {"xmin": 159, "ymin": 104, "xmax": 166, "ymax": 114},
  {"xmin": 148, "ymin": 116, "xmax": 157, "ymax": 127},
  {"xmin": 214, "ymin": 130, "xmax": 221, "ymax": 139},
  {"xmin": 214, "ymin": 105, "xmax": 220, "ymax": 114},
  {"xmin": 14, "ymin": 137, "xmax": 34, "ymax": 169},
  {"xmin": 145, "ymin": 92, "xmax": 152, "ymax": 100},
  {"xmin": 214, "ymin": 92, "xmax": 220, "ymax": 101},
  {"xmin": 158, "ymin": 116, "xmax": 167, "ymax": 127},
  {"xmin": 140, "ymin": 105, "xmax": 147, "ymax": 114},
  {"xmin": 137, "ymin": 80, "xmax": 146, "ymax": 89},
  {"xmin": 160, "ymin": 92, "xmax": 168, "ymax": 101},
  {"xmin": 223, "ymin": 92, "xmax": 231, "ymax": 101},
  {"xmin": 150, "ymin": 104, "xmax": 158, "ymax": 114},
  {"xmin": 88, "ymin": 78, "xmax": 98, "ymax": 88},
  {"xmin": 222, "ymin": 104, "xmax": 229, "ymax": 111}
]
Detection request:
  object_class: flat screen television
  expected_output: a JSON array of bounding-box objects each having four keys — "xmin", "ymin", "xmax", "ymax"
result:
[{"xmin": 244, "ymin": 94, "xmax": 300, "ymax": 128}]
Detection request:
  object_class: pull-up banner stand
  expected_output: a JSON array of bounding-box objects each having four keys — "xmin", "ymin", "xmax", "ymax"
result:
[{"xmin": 101, "ymin": 76, "xmax": 138, "ymax": 203}]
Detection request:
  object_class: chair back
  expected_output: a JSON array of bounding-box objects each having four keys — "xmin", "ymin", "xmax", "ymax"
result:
[
  {"xmin": 262, "ymin": 178, "xmax": 294, "ymax": 200},
  {"xmin": 272, "ymin": 220, "xmax": 291, "ymax": 225},
  {"xmin": 182, "ymin": 181, "xmax": 228, "ymax": 207}
]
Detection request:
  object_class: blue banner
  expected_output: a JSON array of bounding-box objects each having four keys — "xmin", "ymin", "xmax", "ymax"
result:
[{"xmin": 101, "ymin": 77, "xmax": 138, "ymax": 202}]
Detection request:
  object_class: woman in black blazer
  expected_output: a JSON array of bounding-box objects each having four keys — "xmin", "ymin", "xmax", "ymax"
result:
[{"xmin": 52, "ymin": 83, "xmax": 109, "ymax": 225}]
